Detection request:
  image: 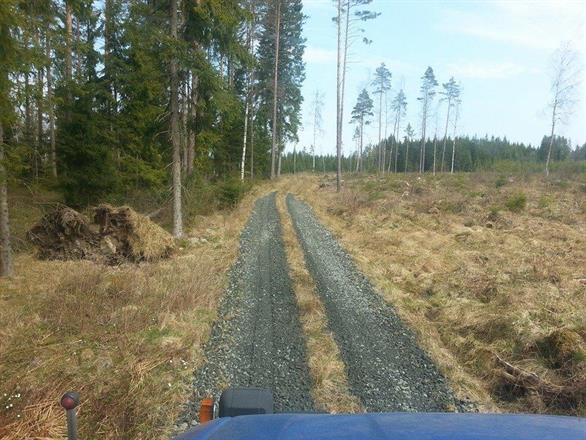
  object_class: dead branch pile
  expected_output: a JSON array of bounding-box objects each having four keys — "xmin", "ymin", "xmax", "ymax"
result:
[
  {"xmin": 491, "ymin": 333, "xmax": 586, "ymax": 412},
  {"xmin": 28, "ymin": 204, "xmax": 174, "ymax": 264}
]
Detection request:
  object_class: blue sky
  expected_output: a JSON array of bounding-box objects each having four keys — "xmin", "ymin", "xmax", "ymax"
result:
[{"xmin": 295, "ymin": 0, "xmax": 586, "ymax": 155}]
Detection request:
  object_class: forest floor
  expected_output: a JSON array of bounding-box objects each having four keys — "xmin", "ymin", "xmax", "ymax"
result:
[
  {"xmin": 1, "ymin": 171, "xmax": 584, "ymax": 439},
  {"xmin": 277, "ymin": 172, "xmax": 585, "ymax": 416}
]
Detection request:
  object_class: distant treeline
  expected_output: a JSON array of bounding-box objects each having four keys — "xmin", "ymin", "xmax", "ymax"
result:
[{"xmin": 281, "ymin": 135, "xmax": 586, "ymax": 174}]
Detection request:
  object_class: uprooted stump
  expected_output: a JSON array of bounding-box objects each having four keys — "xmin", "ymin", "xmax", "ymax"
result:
[
  {"xmin": 28, "ymin": 207, "xmax": 100, "ymax": 260},
  {"xmin": 93, "ymin": 204, "xmax": 175, "ymax": 262},
  {"xmin": 28, "ymin": 204, "xmax": 175, "ymax": 264}
]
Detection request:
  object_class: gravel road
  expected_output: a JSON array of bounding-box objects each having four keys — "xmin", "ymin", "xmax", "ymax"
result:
[
  {"xmin": 181, "ymin": 193, "xmax": 314, "ymax": 425},
  {"xmin": 286, "ymin": 194, "xmax": 461, "ymax": 412}
]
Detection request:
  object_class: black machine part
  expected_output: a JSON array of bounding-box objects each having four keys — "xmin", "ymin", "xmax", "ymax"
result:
[{"xmin": 218, "ymin": 387, "xmax": 274, "ymax": 418}]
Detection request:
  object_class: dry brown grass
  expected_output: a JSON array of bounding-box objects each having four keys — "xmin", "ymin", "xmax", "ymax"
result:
[
  {"xmin": 275, "ymin": 192, "xmax": 363, "ymax": 414},
  {"xmin": 277, "ymin": 172, "xmax": 585, "ymax": 415},
  {"xmin": 0, "ymin": 185, "xmax": 269, "ymax": 439}
]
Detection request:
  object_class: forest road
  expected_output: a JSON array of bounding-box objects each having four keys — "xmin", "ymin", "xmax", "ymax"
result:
[
  {"xmin": 286, "ymin": 193, "xmax": 464, "ymax": 412},
  {"xmin": 181, "ymin": 192, "xmax": 314, "ymax": 426}
]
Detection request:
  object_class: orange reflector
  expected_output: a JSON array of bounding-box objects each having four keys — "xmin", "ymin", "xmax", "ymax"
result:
[{"xmin": 199, "ymin": 397, "xmax": 214, "ymax": 423}]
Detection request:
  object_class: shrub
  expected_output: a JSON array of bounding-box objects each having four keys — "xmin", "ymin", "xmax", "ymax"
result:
[
  {"xmin": 495, "ymin": 176, "xmax": 507, "ymax": 188},
  {"xmin": 216, "ymin": 178, "xmax": 250, "ymax": 208},
  {"xmin": 505, "ymin": 192, "xmax": 527, "ymax": 212}
]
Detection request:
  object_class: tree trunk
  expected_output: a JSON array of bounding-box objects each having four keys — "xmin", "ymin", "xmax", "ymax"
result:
[
  {"xmin": 382, "ymin": 91, "xmax": 388, "ymax": 174},
  {"xmin": 240, "ymin": 99, "xmax": 249, "ymax": 181},
  {"xmin": 441, "ymin": 101, "xmax": 451, "ymax": 173},
  {"xmin": 451, "ymin": 104, "xmax": 459, "ymax": 174},
  {"xmin": 170, "ymin": 0, "xmax": 183, "ymax": 237},
  {"xmin": 545, "ymin": 104, "xmax": 556, "ymax": 177},
  {"xmin": 0, "ymin": 122, "xmax": 13, "ymax": 277},
  {"xmin": 46, "ymin": 37, "xmax": 57, "ymax": 178},
  {"xmin": 65, "ymin": 2, "xmax": 73, "ymax": 81},
  {"xmin": 432, "ymin": 135, "xmax": 437, "ymax": 175},
  {"xmin": 356, "ymin": 117, "xmax": 364, "ymax": 172},
  {"xmin": 420, "ymin": 101, "xmax": 426, "ymax": 173},
  {"xmin": 35, "ymin": 32, "xmax": 43, "ymax": 181},
  {"xmin": 293, "ymin": 145, "xmax": 296, "ymax": 174},
  {"xmin": 65, "ymin": 0, "xmax": 73, "ymax": 119},
  {"xmin": 335, "ymin": 0, "xmax": 342, "ymax": 191},
  {"xmin": 270, "ymin": 0, "xmax": 281, "ymax": 180},
  {"xmin": 377, "ymin": 91, "xmax": 383, "ymax": 173},
  {"xmin": 241, "ymin": 14, "xmax": 254, "ymax": 182},
  {"xmin": 338, "ymin": 0, "xmax": 350, "ymax": 178},
  {"xmin": 277, "ymin": 149, "xmax": 282, "ymax": 177},
  {"xmin": 394, "ymin": 113, "xmax": 401, "ymax": 173},
  {"xmin": 188, "ymin": 71, "xmax": 198, "ymax": 176},
  {"xmin": 181, "ymin": 78, "xmax": 188, "ymax": 174},
  {"xmin": 405, "ymin": 138, "xmax": 409, "ymax": 174},
  {"xmin": 250, "ymin": 111, "xmax": 255, "ymax": 180},
  {"xmin": 75, "ymin": 17, "xmax": 82, "ymax": 79}
]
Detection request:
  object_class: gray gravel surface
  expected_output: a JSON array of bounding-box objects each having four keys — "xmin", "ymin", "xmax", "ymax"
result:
[
  {"xmin": 180, "ymin": 193, "xmax": 314, "ymax": 424},
  {"xmin": 286, "ymin": 194, "xmax": 464, "ymax": 412}
]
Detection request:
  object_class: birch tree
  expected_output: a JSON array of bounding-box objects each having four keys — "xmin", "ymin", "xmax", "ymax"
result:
[
  {"xmin": 417, "ymin": 66, "xmax": 437, "ymax": 173},
  {"xmin": 241, "ymin": 3, "xmax": 257, "ymax": 181},
  {"xmin": 310, "ymin": 89, "xmax": 324, "ymax": 172},
  {"xmin": 545, "ymin": 43, "xmax": 581, "ymax": 176}
]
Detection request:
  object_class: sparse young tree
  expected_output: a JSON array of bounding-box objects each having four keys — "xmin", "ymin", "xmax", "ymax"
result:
[
  {"xmin": 417, "ymin": 66, "xmax": 438, "ymax": 173},
  {"xmin": 372, "ymin": 62, "xmax": 392, "ymax": 173},
  {"xmin": 390, "ymin": 89, "xmax": 407, "ymax": 173},
  {"xmin": 310, "ymin": 89, "xmax": 324, "ymax": 172},
  {"xmin": 351, "ymin": 89, "xmax": 374, "ymax": 173},
  {"xmin": 545, "ymin": 43, "xmax": 582, "ymax": 176},
  {"xmin": 439, "ymin": 76, "xmax": 460, "ymax": 173}
]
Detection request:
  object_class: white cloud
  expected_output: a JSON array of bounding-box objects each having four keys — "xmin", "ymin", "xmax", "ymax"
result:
[
  {"xmin": 438, "ymin": 0, "xmax": 586, "ymax": 52},
  {"xmin": 304, "ymin": 47, "xmax": 337, "ymax": 64},
  {"xmin": 445, "ymin": 61, "xmax": 541, "ymax": 79}
]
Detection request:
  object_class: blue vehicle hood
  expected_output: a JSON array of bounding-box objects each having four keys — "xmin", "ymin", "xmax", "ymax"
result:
[{"xmin": 175, "ymin": 413, "xmax": 586, "ymax": 440}]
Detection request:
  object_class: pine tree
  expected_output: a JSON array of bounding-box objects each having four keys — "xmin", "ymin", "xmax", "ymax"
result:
[
  {"xmin": 390, "ymin": 89, "xmax": 407, "ymax": 173},
  {"xmin": 257, "ymin": 0, "xmax": 306, "ymax": 179},
  {"xmin": 371, "ymin": 62, "xmax": 392, "ymax": 173},
  {"xmin": 417, "ymin": 66, "xmax": 438, "ymax": 173},
  {"xmin": 351, "ymin": 89, "xmax": 374, "ymax": 173},
  {"xmin": 439, "ymin": 76, "xmax": 460, "ymax": 173}
]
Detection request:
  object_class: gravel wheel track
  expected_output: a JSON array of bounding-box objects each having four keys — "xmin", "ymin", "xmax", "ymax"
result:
[
  {"xmin": 286, "ymin": 194, "xmax": 461, "ymax": 412},
  {"xmin": 183, "ymin": 192, "xmax": 314, "ymax": 423}
]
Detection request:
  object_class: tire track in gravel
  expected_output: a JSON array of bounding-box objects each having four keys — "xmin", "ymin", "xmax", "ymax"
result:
[
  {"xmin": 182, "ymin": 192, "xmax": 314, "ymax": 424},
  {"xmin": 286, "ymin": 193, "xmax": 463, "ymax": 413}
]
